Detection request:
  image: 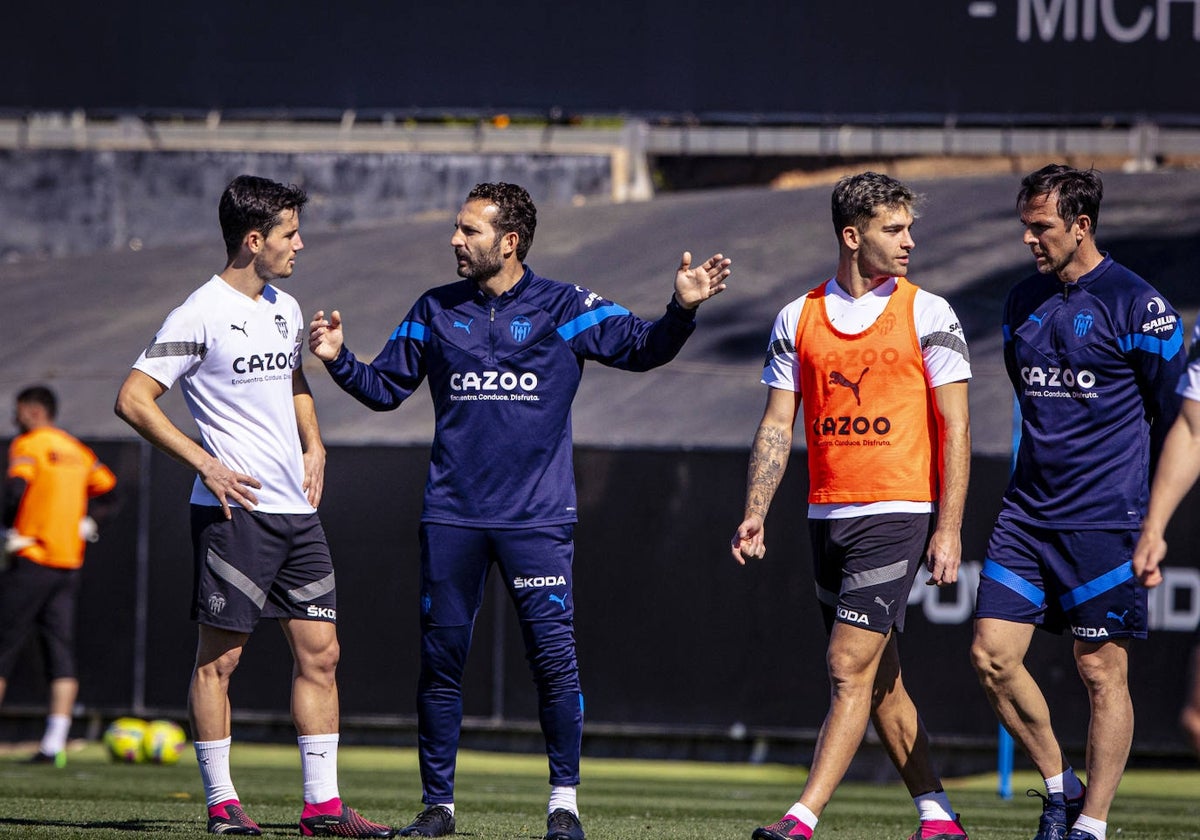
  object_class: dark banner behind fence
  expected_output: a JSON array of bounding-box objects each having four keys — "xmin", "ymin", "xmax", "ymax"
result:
[
  {"xmin": 4, "ymin": 442, "xmax": 1198, "ymax": 760},
  {"xmin": 3, "ymin": 2, "xmax": 1199, "ymax": 120}
]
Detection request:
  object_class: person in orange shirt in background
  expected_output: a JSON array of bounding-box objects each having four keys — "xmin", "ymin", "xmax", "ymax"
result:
[
  {"xmin": 1, "ymin": 384, "xmax": 117, "ymax": 765},
  {"xmin": 730, "ymin": 172, "xmax": 972, "ymax": 840}
]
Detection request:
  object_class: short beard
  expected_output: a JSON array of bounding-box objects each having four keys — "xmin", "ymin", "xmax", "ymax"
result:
[
  {"xmin": 253, "ymin": 252, "xmax": 288, "ymax": 282},
  {"xmin": 458, "ymin": 238, "xmax": 504, "ymax": 281}
]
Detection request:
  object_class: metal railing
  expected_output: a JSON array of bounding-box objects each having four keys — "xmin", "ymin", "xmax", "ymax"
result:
[{"xmin": 4, "ymin": 111, "xmax": 1200, "ymax": 203}]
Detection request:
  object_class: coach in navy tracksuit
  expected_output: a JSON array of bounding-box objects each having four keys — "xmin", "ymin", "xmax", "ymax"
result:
[
  {"xmin": 309, "ymin": 182, "xmax": 730, "ymax": 840},
  {"xmin": 971, "ymin": 165, "xmax": 1185, "ymax": 840}
]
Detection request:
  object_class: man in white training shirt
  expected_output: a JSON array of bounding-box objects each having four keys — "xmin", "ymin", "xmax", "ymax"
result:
[{"xmin": 115, "ymin": 175, "xmax": 394, "ymax": 839}]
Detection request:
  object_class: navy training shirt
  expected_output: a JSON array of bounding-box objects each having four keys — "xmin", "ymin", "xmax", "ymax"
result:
[
  {"xmin": 324, "ymin": 267, "xmax": 698, "ymax": 527},
  {"xmin": 1001, "ymin": 254, "xmax": 1185, "ymax": 529}
]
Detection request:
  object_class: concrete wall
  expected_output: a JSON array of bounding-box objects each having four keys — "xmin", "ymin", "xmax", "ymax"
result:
[{"xmin": 0, "ymin": 149, "xmax": 612, "ymax": 261}]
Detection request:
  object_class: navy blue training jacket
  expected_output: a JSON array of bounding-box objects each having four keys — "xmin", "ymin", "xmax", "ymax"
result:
[
  {"xmin": 324, "ymin": 267, "xmax": 697, "ymax": 527},
  {"xmin": 1001, "ymin": 254, "xmax": 1185, "ymax": 529}
]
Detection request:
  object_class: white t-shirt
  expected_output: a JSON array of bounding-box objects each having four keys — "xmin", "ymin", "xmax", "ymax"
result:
[
  {"xmin": 1178, "ymin": 319, "xmax": 1200, "ymax": 401},
  {"xmin": 133, "ymin": 276, "xmax": 314, "ymax": 513},
  {"xmin": 762, "ymin": 277, "xmax": 972, "ymax": 519}
]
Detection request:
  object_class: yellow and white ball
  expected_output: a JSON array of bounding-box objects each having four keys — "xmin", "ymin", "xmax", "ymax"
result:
[
  {"xmin": 103, "ymin": 717, "xmax": 148, "ymax": 763},
  {"xmin": 141, "ymin": 719, "xmax": 188, "ymax": 765}
]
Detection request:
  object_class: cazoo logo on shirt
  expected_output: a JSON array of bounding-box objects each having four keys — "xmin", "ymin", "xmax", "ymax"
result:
[
  {"xmin": 1020, "ymin": 366, "xmax": 1096, "ymax": 389},
  {"xmin": 448, "ymin": 370, "xmax": 542, "ymax": 402},
  {"xmin": 450, "ymin": 370, "xmax": 539, "ymax": 392},
  {"xmin": 231, "ymin": 351, "xmax": 299, "ymax": 374}
]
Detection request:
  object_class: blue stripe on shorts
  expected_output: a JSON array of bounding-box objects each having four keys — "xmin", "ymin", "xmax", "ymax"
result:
[{"xmin": 982, "ymin": 558, "xmax": 1045, "ymax": 607}]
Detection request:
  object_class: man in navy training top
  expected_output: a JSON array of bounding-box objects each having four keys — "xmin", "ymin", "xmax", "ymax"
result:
[
  {"xmin": 309, "ymin": 181, "xmax": 731, "ymax": 840},
  {"xmin": 970, "ymin": 164, "xmax": 1185, "ymax": 840}
]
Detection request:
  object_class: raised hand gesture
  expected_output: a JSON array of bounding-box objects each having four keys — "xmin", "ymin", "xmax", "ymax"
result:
[{"xmin": 673, "ymin": 252, "xmax": 731, "ymax": 310}]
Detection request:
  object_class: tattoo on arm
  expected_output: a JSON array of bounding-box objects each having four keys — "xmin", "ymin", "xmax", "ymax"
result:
[{"xmin": 745, "ymin": 425, "xmax": 790, "ymax": 517}]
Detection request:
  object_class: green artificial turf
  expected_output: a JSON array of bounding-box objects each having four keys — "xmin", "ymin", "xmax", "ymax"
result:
[{"xmin": 0, "ymin": 742, "xmax": 1196, "ymax": 838}]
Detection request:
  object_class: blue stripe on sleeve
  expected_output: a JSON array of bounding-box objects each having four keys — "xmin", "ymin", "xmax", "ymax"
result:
[
  {"xmin": 981, "ymin": 558, "xmax": 1045, "ymax": 607},
  {"xmin": 1117, "ymin": 329, "xmax": 1184, "ymax": 360},
  {"xmin": 389, "ymin": 321, "xmax": 427, "ymax": 342},
  {"xmin": 1059, "ymin": 562, "xmax": 1134, "ymax": 611},
  {"xmin": 1002, "ymin": 324, "xmax": 1012, "ymax": 342},
  {"xmin": 556, "ymin": 303, "xmax": 631, "ymax": 340}
]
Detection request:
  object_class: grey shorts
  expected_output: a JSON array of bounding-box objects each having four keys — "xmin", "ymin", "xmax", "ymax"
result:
[
  {"xmin": 808, "ymin": 512, "xmax": 934, "ymax": 635},
  {"xmin": 190, "ymin": 506, "xmax": 337, "ymax": 632}
]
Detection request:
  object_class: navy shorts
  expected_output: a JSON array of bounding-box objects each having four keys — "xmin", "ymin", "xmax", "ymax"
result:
[
  {"xmin": 191, "ymin": 506, "xmax": 337, "ymax": 632},
  {"xmin": 808, "ymin": 513, "xmax": 933, "ymax": 635},
  {"xmin": 0, "ymin": 557, "xmax": 80, "ymax": 680},
  {"xmin": 976, "ymin": 515, "xmax": 1147, "ymax": 640}
]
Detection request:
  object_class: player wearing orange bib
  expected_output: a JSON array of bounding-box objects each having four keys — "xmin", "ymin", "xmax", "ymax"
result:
[
  {"xmin": 1, "ymin": 385, "xmax": 116, "ymax": 765},
  {"xmin": 731, "ymin": 172, "xmax": 972, "ymax": 840}
]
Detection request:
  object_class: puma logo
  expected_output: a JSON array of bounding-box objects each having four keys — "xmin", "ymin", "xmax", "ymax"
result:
[
  {"xmin": 829, "ymin": 367, "xmax": 869, "ymax": 405},
  {"xmin": 874, "ymin": 596, "xmax": 895, "ymax": 615},
  {"xmin": 230, "ymin": 321, "xmax": 248, "ymax": 335},
  {"xmin": 305, "ymin": 751, "xmax": 328, "ymax": 758},
  {"xmin": 548, "ymin": 593, "xmax": 567, "ymax": 610},
  {"xmin": 1106, "ymin": 609, "xmax": 1129, "ymax": 626},
  {"xmin": 453, "ymin": 318, "xmax": 473, "ymax": 334},
  {"xmin": 1028, "ymin": 313, "xmax": 1044, "ymax": 325}
]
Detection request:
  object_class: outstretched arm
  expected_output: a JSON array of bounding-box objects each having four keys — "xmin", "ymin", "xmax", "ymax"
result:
[
  {"xmin": 1134, "ymin": 397, "xmax": 1200, "ymax": 587},
  {"xmin": 731, "ymin": 387, "xmax": 800, "ymax": 565},
  {"xmin": 926, "ymin": 380, "xmax": 970, "ymax": 586},
  {"xmin": 311, "ymin": 307, "xmax": 425, "ymax": 411},
  {"xmin": 673, "ymin": 252, "xmax": 731, "ymax": 310},
  {"xmin": 114, "ymin": 369, "xmax": 262, "ymax": 518}
]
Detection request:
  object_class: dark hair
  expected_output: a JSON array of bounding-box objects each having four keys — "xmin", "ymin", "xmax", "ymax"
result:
[
  {"xmin": 831, "ymin": 171, "xmax": 919, "ymax": 237},
  {"xmin": 1017, "ymin": 164, "xmax": 1103, "ymax": 231},
  {"xmin": 219, "ymin": 175, "xmax": 309, "ymax": 260},
  {"xmin": 16, "ymin": 384, "xmax": 57, "ymax": 418},
  {"xmin": 466, "ymin": 182, "xmax": 537, "ymax": 261}
]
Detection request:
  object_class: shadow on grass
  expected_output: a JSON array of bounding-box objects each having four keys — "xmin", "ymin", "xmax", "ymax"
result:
[
  {"xmin": 0, "ymin": 817, "xmax": 181, "ymax": 832},
  {"xmin": 0, "ymin": 816, "xmax": 324, "ymax": 833}
]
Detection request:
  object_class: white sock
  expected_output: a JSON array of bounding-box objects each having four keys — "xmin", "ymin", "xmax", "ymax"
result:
[
  {"xmin": 1073, "ymin": 814, "xmax": 1106, "ymax": 840},
  {"xmin": 39, "ymin": 714, "xmax": 71, "ymax": 755},
  {"xmin": 785, "ymin": 802, "xmax": 819, "ymax": 832},
  {"xmin": 194, "ymin": 737, "xmax": 238, "ymax": 807},
  {"xmin": 437, "ymin": 803, "xmax": 455, "ymax": 816},
  {"xmin": 299, "ymin": 734, "xmax": 341, "ymax": 805},
  {"xmin": 914, "ymin": 790, "xmax": 956, "ymax": 822},
  {"xmin": 549, "ymin": 785, "xmax": 577, "ymax": 816}
]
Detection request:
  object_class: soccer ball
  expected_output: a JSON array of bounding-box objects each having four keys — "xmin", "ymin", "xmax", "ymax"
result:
[
  {"xmin": 103, "ymin": 717, "xmax": 148, "ymax": 763},
  {"xmin": 142, "ymin": 719, "xmax": 188, "ymax": 765}
]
